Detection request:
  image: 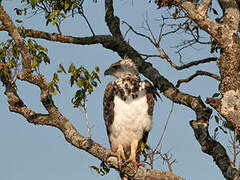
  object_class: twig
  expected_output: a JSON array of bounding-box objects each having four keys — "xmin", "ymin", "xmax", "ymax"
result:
[
  {"xmin": 176, "ymin": 70, "xmax": 221, "ymax": 88},
  {"xmin": 144, "ymin": 13, "xmax": 157, "ymax": 44},
  {"xmin": 154, "ymin": 102, "xmax": 174, "ymax": 153},
  {"xmin": 159, "ymin": 153, "xmax": 176, "ymax": 173},
  {"xmin": 55, "ymin": 22, "xmax": 62, "ymax": 34},
  {"xmin": 233, "ymin": 130, "xmax": 237, "ymax": 165},
  {"xmin": 123, "ymin": 21, "xmax": 156, "ymax": 45},
  {"xmin": 81, "ymin": 12, "xmax": 95, "ymax": 36},
  {"xmin": 83, "ymin": 97, "xmax": 91, "ymax": 138}
]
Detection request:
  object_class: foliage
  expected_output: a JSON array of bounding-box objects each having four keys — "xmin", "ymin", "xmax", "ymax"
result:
[
  {"xmin": 18, "ymin": 0, "xmax": 86, "ymax": 26},
  {"xmin": 49, "ymin": 64, "xmax": 101, "ymax": 108},
  {"xmin": 210, "ymin": 36, "xmax": 221, "ymax": 54},
  {"xmin": 89, "ymin": 161, "xmax": 110, "ymax": 176}
]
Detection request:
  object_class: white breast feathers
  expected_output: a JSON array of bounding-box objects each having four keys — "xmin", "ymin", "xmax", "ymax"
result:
[{"xmin": 109, "ymin": 90, "xmax": 152, "ymax": 148}]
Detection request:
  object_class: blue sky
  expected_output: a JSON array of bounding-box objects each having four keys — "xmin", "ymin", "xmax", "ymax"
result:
[{"xmin": 0, "ymin": 0, "xmax": 227, "ymax": 179}]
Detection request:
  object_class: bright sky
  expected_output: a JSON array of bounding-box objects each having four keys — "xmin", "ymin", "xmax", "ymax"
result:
[{"xmin": 0, "ymin": 0, "xmax": 227, "ymax": 180}]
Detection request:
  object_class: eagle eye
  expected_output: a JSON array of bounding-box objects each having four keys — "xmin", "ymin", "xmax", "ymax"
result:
[{"xmin": 112, "ymin": 65, "xmax": 120, "ymax": 70}]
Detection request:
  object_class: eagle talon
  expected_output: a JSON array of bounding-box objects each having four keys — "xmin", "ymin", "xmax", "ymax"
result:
[
  {"xmin": 125, "ymin": 158, "xmax": 138, "ymax": 172},
  {"xmin": 106, "ymin": 151, "xmax": 125, "ymax": 169}
]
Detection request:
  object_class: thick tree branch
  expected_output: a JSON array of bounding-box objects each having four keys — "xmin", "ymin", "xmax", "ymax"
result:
[
  {"xmin": 189, "ymin": 120, "xmax": 238, "ymax": 180},
  {"xmin": 105, "ymin": 0, "xmax": 123, "ymax": 40},
  {"xmin": 0, "ymin": 4, "xmax": 58, "ymax": 115},
  {"xmin": 198, "ymin": 0, "xmax": 212, "ymax": 14},
  {"xmin": 0, "ymin": 5, "xmax": 31, "ymax": 70},
  {"xmin": 219, "ymin": 0, "xmax": 240, "ymax": 31},
  {"xmin": 176, "ymin": 70, "xmax": 221, "ymax": 88},
  {"xmin": 177, "ymin": 0, "xmax": 225, "ymax": 44},
  {"xmin": 24, "ymin": 28, "xmax": 114, "ymax": 45},
  {"xmin": 0, "ymin": 23, "xmax": 5, "ymax": 30}
]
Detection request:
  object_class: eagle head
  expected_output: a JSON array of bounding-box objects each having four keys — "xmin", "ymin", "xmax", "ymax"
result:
[{"xmin": 104, "ymin": 59, "xmax": 139, "ymax": 79}]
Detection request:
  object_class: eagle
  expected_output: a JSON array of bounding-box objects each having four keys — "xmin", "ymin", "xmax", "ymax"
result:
[{"xmin": 103, "ymin": 58, "xmax": 157, "ymax": 171}]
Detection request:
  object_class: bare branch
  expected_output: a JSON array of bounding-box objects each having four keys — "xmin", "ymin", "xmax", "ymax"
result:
[
  {"xmin": 158, "ymin": 153, "xmax": 176, "ymax": 173},
  {"xmin": 154, "ymin": 102, "xmax": 174, "ymax": 153},
  {"xmin": 176, "ymin": 70, "xmax": 221, "ymax": 88},
  {"xmin": 55, "ymin": 22, "xmax": 62, "ymax": 34},
  {"xmin": 83, "ymin": 97, "xmax": 91, "ymax": 138},
  {"xmin": 81, "ymin": 12, "xmax": 95, "ymax": 36},
  {"xmin": 172, "ymin": 57, "xmax": 217, "ymax": 70},
  {"xmin": 123, "ymin": 21, "xmax": 157, "ymax": 45}
]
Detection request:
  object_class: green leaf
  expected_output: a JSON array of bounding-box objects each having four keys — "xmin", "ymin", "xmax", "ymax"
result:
[
  {"xmin": 68, "ymin": 64, "xmax": 75, "ymax": 73},
  {"xmin": 65, "ymin": 1, "xmax": 70, "ymax": 10},
  {"xmin": 89, "ymin": 166, "xmax": 100, "ymax": 174},
  {"xmin": 212, "ymin": 93, "xmax": 220, "ymax": 98},
  {"xmin": 54, "ymin": 84, "xmax": 61, "ymax": 94},
  {"xmin": 53, "ymin": 88, "xmax": 57, "ymax": 96},
  {"xmin": 28, "ymin": 39, "xmax": 35, "ymax": 49},
  {"xmin": 14, "ymin": 8, "xmax": 22, "ymax": 15},
  {"xmin": 214, "ymin": 115, "xmax": 219, "ymax": 124},
  {"xmin": 15, "ymin": 19, "xmax": 23, "ymax": 23},
  {"xmin": 35, "ymin": 44, "xmax": 46, "ymax": 51},
  {"xmin": 59, "ymin": 64, "xmax": 66, "ymax": 73},
  {"xmin": 32, "ymin": 57, "xmax": 37, "ymax": 68},
  {"xmin": 95, "ymin": 66, "xmax": 100, "ymax": 73},
  {"xmin": 52, "ymin": 18, "xmax": 57, "ymax": 25},
  {"xmin": 43, "ymin": 54, "xmax": 50, "ymax": 64},
  {"xmin": 77, "ymin": 79, "xmax": 84, "ymax": 88},
  {"xmin": 73, "ymin": 98, "xmax": 81, "ymax": 108},
  {"xmin": 223, "ymin": 121, "xmax": 235, "ymax": 131},
  {"xmin": 219, "ymin": 126, "xmax": 227, "ymax": 134},
  {"xmin": 53, "ymin": 73, "xmax": 59, "ymax": 83}
]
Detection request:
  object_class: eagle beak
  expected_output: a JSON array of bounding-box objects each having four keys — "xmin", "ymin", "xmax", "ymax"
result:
[{"xmin": 104, "ymin": 69, "xmax": 111, "ymax": 76}]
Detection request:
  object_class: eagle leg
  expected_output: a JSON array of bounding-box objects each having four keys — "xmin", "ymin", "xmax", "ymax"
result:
[
  {"xmin": 125, "ymin": 140, "xmax": 138, "ymax": 171},
  {"xmin": 106, "ymin": 144, "xmax": 126, "ymax": 169}
]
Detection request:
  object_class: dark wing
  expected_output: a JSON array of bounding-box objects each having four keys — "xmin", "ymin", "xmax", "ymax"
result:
[
  {"xmin": 144, "ymin": 80, "xmax": 157, "ymax": 117},
  {"xmin": 103, "ymin": 82, "xmax": 116, "ymax": 135}
]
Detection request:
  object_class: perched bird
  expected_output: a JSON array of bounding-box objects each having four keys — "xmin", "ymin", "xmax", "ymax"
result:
[{"xmin": 103, "ymin": 58, "xmax": 157, "ymax": 172}]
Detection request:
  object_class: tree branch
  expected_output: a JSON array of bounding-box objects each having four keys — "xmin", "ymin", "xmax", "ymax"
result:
[
  {"xmin": 189, "ymin": 120, "xmax": 238, "ymax": 180},
  {"xmin": 218, "ymin": 0, "xmax": 240, "ymax": 31},
  {"xmin": 198, "ymin": 0, "xmax": 212, "ymax": 15},
  {"xmin": 105, "ymin": 0, "xmax": 123, "ymax": 40},
  {"xmin": 0, "ymin": 5, "xmax": 31, "ymax": 70},
  {"xmin": 178, "ymin": 0, "xmax": 223, "ymax": 42},
  {"xmin": 0, "ymin": 23, "xmax": 5, "ymax": 30},
  {"xmin": 24, "ymin": 28, "xmax": 111, "ymax": 44},
  {"xmin": 176, "ymin": 70, "xmax": 221, "ymax": 88}
]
